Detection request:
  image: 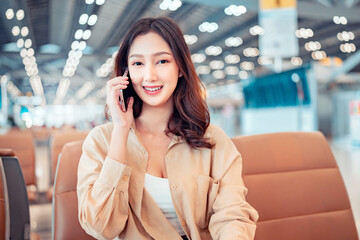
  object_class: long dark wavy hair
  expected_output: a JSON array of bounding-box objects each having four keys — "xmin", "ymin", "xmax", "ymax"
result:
[{"xmin": 106, "ymin": 17, "xmax": 214, "ymax": 149}]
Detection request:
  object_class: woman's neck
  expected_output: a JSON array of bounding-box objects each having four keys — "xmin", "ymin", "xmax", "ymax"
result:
[{"xmin": 135, "ymin": 103, "xmax": 173, "ymax": 134}]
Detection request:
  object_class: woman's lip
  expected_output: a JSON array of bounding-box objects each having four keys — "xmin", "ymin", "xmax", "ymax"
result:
[
  {"xmin": 143, "ymin": 85, "xmax": 162, "ymax": 88},
  {"xmin": 143, "ymin": 86, "xmax": 163, "ymax": 95}
]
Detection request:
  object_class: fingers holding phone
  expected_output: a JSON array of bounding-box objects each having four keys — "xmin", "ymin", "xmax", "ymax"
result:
[{"xmin": 106, "ymin": 69, "xmax": 134, "ymax": 128}]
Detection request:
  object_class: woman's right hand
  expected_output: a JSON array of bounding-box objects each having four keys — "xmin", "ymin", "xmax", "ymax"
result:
[{"xmin": 106, "ymin": 76, "xmax": 134, "ymax": 130}]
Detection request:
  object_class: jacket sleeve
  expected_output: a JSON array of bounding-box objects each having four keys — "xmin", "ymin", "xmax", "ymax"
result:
[
  {"xmin": 77, "ymin": 126, "xmax": 132, "ymax": 240},
  {"xmin": 208, "ymin": 128, "xmax": 259, "ymax": 240}
]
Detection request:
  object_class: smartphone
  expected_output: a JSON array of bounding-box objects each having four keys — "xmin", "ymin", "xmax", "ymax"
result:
[{"xmin": 119, "ymin": 68, "xmax": 128, "ymax": 112}]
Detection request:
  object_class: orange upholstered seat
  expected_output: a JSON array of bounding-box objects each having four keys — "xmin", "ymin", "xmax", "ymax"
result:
[
  {"xmin": 0, "ymin": 130, "xmax": 36, "ymax": 187},
  {"xmin": 232, "ymin": 131, "xmax": 358, "ymax": 240},
  {"xmin": 52, "ymin": 140, "xmax": 95, "ymax": 240}
]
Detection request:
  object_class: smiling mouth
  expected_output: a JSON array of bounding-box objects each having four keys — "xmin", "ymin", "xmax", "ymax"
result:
[{"xmin": 143, "ymin": 86, "xmax": 163, "ymax": 92}]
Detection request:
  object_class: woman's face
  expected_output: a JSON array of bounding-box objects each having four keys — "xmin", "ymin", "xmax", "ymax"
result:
[{"xmin": 127, "ymin": 32, "xmax": 181, "ymax": 110}]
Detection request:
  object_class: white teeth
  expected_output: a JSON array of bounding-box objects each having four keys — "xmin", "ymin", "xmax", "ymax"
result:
[{"xmin": 144, "ymin": 86, "xmax": 162, "ymax": 91}]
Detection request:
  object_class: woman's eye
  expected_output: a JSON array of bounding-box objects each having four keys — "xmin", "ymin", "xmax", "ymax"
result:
[
  {"xmin": 133, "ymin": 62, "xmax": 142, "ymax": 66},
  {"xmin": 158, "ymin": 60, "xmax": 168, "ymax": 64}
]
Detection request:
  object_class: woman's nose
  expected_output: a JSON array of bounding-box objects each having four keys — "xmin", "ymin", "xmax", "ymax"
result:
[{"xmin": 143, "ymin": 65, "xmax": 157, "ymax": 82}]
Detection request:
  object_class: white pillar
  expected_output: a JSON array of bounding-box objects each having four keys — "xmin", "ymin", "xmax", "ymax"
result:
[{"xmin": 1, "ymin": 75, "xmax": 9, "ymax": 127}]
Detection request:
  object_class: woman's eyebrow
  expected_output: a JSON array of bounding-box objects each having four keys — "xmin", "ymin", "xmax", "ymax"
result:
[{"xmin": 129, "ymin": 51, "xmax": 172, "ymax": 58}]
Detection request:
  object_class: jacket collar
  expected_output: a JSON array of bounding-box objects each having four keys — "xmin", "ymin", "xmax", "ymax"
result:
[{"xmin": 130, "ymin": 121, "xmax": 186, "ymax": 146}]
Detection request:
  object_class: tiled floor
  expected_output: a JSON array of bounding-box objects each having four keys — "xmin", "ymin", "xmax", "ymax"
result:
[{"xmin": 29, "ymin": 136, "xmax": 360, "ymax": 239}]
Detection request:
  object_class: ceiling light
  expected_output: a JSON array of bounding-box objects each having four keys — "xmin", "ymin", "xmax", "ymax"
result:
[
  {"xmin": 68, "ymin": 50, "xmax": 76, "ymax": 59},
  {"xmin": 29, "ymin": 56, "xmax": 36, "ymax": 64},
  {"xmin": 205, "ymin": 46, "xmax": 222, "ymax": 56},
  {"xmin": 333, "ymin": 16, "xmax": 341, "ymax": 24},
  {"xmin": 76, "ymin": 81, "xmax": 95, "ymax": 100},
  {"xmin": 96, "ymin": 68, "xmax": 105, "ymax": 77},
  {"xmin": 7, "ymin": 81, "xmax": 22, "ymax": 97},
  {"xmin": 225, "ymin": 54, "xmax": 240, "ymax": 64},
  {"xmin": 83, "ymin": 29, "xmax": 92, "ymax": 40},
  {"xmin": 191, "ymin": 53, "xmax": 206, "ymax": 63},
  {"xmin": 257, "ymin": 56, "xmax": 273, "ymax": 65},
  {"xmin": 85, "ymin": 0, "xmax": 95, "ymax": 4},
  {"xmin": 240, "ymin": 61, "xmax": 254, "ymax": 71},
  {"xmin": 159, "ymin": 0, "xmax": 171, "ymax": 10},
  {"xmin": 184, "ymin": 35, "xmax": 197, "ymax": 45},
  {"xmin": 196, "ymin": 66, "xmax": 210, "ymax": 75},
  {"xmin": 238, "ymin": 70, "xmax": 249, "ymax": 79},
  {"xmin": 21, "ymin": 26, "xmax": 29, "ymax": 37},
  {"xmin": 209, "ymin": 60, "xmax": 224, "ymax": 69},
  {"xmin": 72, "ymin": 58, "xmax": 80, "ymax": 66},
  {"xmin": 12, "ymin": 26, "xmax": 20, "ymax": 36},
  {"xmin": 71, "ymin": 41, "xmax": 80, "ymax": 50},
  {"xmin": 24, "ymin": 39, "xmax": 32, "ymax": 48},
  {"xmin": 225, "ymin": 37, "xmax": 243, "ymax": 47},
  {"xmin": 340, "ymin": 43, "xmax": 356, "ymax": 53},
  {"xmin": 339, "ymin": 16, "xmax": 347, "ymax": 25},
  {"xmin": 225, "ymin": 66, "xmax": 239, "ymax": 75},
  {"xmin": 78, "ymin": 41, "xmax": 87, "ymax": 51},
  {"xmin": 79, "ymin": 14, "xmax": 89, "ymax": 25},
  {"xmin": 74, "ymin": 29, "xmax": 84, "ymax": 40},
  {"xmin": 311, "ymin": 51, "xmax": 326, "ymax": 60},
  {"xmin": 159, "ymin": 0, "xmax": 182, "ymax": 11},
  {"xmin": 17, "ymin": 38, "xmax": 24, "ymax": 48},
  {"xmin": 224, "ymin": 5, "xmax": 246, "ymax": 16},
  {"xmin": 305, "ymin": 29, "xmax": 314, "ymax": 37},
  {"xmin": 16, "ymin": 10, "xmax": 25, "ymax": 20},
  {"xmin": 23, "ymin": 57, "xmax": 30, "ymax": 65},
  {"xmin": 337, "ymin": 31, "xmax": 355, "ymax": 41},
  {"xmin": 169, "ymin": 0, "xmax": 182, "ymax": 11},
  {"xmin": 249, "ymin": 25, "xmax": 264, "ymax": 35},
  {"xmin": 76, "ymin": 50, "xmax": 83, "ymax": 59},
  {"xmin": 20, "ymin": 48, "xmax": 27, "ymax": 57},
  {"xmin": 27, "ymin": 48, "xmax": 34, "ymax": 57},
  {"xmin": 295, "ymin": 28, "xmax": 314, "ymax": 39},
  {"xmin": 88, "ymin": 15, "xmax": 98, "ymax": 26},
  {"xmin": 32, "ymin": 68, "xmax": 39, "ymax": 76},
  {"xmin": 291, "ymin": 57, "xmax": 303, "ymax": 66},
  {"xmin": 333, "ymin": 16, "xmax": 348, "ymax": 25},
  {"xmin": 304, "ymin": 41, "xmax": 321, "ymax": 51},
  {"xmin": 95, "ymin": 0, "xmax": 105, "ymax": 5},
  {"xmin": 243, "ymin": 47, "xmax": 259, "ymax": 57},
  {"xmin": 55, "ymin": 78, "xmax": 71, "ymax": 103},
  {"xmin": 6, "ymin": 9, "xmax": 14, "ymax": 20},
  {"xmin": 212, "ymin": 70, "xmax": 225, "ymax": 79},
  {"xmin": 199, "ymin": 22, "xmax": 218, "ymax": 33}
]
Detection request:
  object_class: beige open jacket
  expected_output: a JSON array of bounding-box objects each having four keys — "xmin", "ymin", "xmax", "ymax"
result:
[{"xmin": 77, "ymin": 122, "xmax": 258, "ymax": 240}]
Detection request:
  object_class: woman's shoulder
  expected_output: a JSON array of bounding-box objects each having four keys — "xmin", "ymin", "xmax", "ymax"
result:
[
  {"xmin": 204, "ymin": 124, "xmax": 238, "ymax": 152},
  {"xmin": 204, "ymin": 123, "xmax": 229, "ymax": 140},
  {"xmin": 87, "ymin": 122, "xmax": 114, "ymax": 140}
]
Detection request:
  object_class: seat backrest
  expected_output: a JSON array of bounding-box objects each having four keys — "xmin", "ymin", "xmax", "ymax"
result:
[
  {"xmin": 0, "ymin": 160, "xmax": 8, "ymax": 240},
  {"xmin": 52, "ymin": 140, "xmax": 96, "ymax": 240},
  {"xmin": 231, "ymin": 131, "xmax": 358, "ymax": 240},
  {"xmin": 0, "ymin": 130, "xmax": 36, "ymax": 186},
  {"xmin": 0, "ymin": 149, "xmax": 15, "ymax": 240},
  {"xmin": 50, "ymin": 131, "xmax": 88, "ymax": 183},
  {"xmin": 0, "ymin": 156, "xmax": 30, "ymax": 240}
]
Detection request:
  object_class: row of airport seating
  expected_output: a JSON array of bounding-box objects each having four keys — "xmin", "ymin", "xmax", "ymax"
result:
[
  {"xmin": 0, "ymin": 130, "xmax": 359, "ymax": 239},
  {"xmin": 0, "ymin": 127, "xmax": 89, "ymax": 203}
]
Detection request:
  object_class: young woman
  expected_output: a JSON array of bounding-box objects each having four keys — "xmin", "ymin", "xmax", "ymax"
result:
[{"xmin": 77, "ymin": 17, "xmax": 258, "ymax": 240}]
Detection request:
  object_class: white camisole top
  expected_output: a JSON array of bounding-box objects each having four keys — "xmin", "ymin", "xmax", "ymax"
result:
[{"xmin": 144, "ymin": 173, "xmax": 186, "ymax": 236}]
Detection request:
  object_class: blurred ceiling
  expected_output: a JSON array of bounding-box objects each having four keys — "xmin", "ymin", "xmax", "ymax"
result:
[{"xmin": 0, "ymin": 0, "xmax": 360, "ymax": 104}]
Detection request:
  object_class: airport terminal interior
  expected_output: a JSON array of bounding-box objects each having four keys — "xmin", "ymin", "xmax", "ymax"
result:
[{"xmin": 0, "ymin": 0, "xmax": 360, "ymax": 239}]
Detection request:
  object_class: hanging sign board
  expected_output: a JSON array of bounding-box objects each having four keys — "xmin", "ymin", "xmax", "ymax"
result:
[{"xmin": 259, "ymin": 0, "xmax": 299, "ymax": 58}]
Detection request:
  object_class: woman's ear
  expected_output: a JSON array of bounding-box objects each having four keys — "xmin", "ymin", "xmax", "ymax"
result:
[{"xmin": 179, "ymin": 71, "xmax": 183, "ymax": 78}]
